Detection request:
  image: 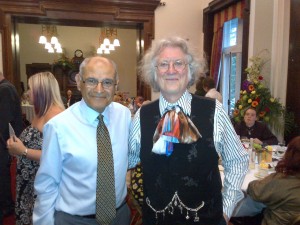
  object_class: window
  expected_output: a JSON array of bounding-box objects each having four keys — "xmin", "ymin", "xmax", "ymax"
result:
[{"xmin": 219, "ymin": 18, "xmax": 243, "ymax": 116}]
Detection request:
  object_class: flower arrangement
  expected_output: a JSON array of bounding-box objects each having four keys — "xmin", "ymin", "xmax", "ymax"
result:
[
  {"xmin": 53, "ymin": 54, "xmax": 75, "ymax": 70},
  {"xmin": 232, "ymin": 51, "xmax": 286, "ymax": 134}
]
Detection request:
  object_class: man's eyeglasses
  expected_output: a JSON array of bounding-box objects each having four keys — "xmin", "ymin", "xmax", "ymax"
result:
[
  {"xmin": 156, "ymin": 60, "xmax": 188, "ymax": 73},
  {"xmin": 81, "ymin": 77, "xmax": 116, "ymax": 89}
]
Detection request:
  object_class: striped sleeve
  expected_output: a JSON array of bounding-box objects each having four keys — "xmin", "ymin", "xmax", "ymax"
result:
[
  {"xmin": 214, "ymin": 100, "xmax": 249, "ymax": 218},
  {"xmin": 128, "ymin": 109, "xmax": 141, "ymax": 169}
]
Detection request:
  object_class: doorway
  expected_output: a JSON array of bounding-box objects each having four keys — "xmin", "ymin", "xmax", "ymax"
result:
[{"xmin": 0, "ymin": 0, "xmax": 160, "ymax": 100}]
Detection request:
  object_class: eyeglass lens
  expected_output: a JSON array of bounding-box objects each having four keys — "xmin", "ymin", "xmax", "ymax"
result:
[
  {"xmin": 156, "ymin": 60, "xmax": 187, "ymax": 72},
  {"xmin": 82, "ymin": 77, "xmax": 115, "ymax": 88}
]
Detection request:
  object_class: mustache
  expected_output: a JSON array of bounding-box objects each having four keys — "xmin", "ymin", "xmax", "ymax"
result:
[{"xmin": 90, "ymin": 93, "xmax": 109, "ymax": 98}]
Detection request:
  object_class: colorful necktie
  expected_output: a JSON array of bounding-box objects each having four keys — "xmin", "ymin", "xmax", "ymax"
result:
[
  {"xmin": 96, "ymin": 115, "xmax": 116, "ymax": 224},
  {"xmin": 152, "ymin": 106, "xmax": 201, "ymax": 156}
]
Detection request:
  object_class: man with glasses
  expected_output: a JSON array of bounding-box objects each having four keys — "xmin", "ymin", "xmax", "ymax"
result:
[
  {"xmin": 128, "ymin": 37, "xmax": 248, "ymax": 225},
  {"xmin": 33, "ymin": 56, "xmax": 132, "ymax": 225}
]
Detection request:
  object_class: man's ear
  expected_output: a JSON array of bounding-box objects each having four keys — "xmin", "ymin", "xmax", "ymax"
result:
[
  {"xmin": 115, "ymin": 80, "xmax": 119, "ymax": 91},
  {"xmin": 75, "ymin": 73, "xmax": 81, "ymax": 91}
]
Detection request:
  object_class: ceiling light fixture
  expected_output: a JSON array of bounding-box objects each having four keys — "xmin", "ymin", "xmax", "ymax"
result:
[
  {"xmin": 97, "ymin": 27, "xmax": 120, "ymax": 55},
  {"xmin": 38, "ymin": 25, "xmax": 63, "ymax": 54}
]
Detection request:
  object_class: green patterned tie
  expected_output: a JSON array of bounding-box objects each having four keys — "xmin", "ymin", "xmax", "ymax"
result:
[{"xmin": 96, "ymin": 115, "xmax": 116, "ymax": 224}]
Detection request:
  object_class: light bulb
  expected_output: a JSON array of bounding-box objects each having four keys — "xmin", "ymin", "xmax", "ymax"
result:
[
  {"xmin": 48, "ymin": 47, "xmax": 54, "ymax": 53},
  {"xmin": 100, "ymin": 44, "xmax": 106, "ymax": 50},
  {"xmin": 50, "ymin": 36, "xmax": 58, "ymax": 44},
  {"xmin": 54, "ymin": 43, "xmax": 61, "ymax": 49},
  {"xmin": 39, "ymin": 36, "xmax": 47, "ymax": 44},
  {"xmin": 97, "ymin": 48, "xmax": 103, "ymax": 54},
  {"xmin": 56, "ymin": 48, "xmax": 63, "ymax": 53},
  {"xmin": 103, "ymin": 38, "xmax": 110, "ymax": 46},
  {"xmin": 109, "ymin": 44, "xmax": 115, "ymax": 50},
  {"xmin": 45, "ymin": 42, "xmax": 52, "ymax": 50},
  {"xmin": 113, "ymin": 39, "xmax": 120, "ymax": 46}
]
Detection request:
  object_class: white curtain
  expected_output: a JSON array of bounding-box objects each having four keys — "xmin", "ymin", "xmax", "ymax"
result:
[{"xmin": 270, "ymin": 0, "xmax": 290, "ymax": 107}]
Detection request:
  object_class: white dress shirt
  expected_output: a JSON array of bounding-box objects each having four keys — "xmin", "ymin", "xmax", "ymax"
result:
[{"xmin": 33, "ymin": 99, "xmax": 131, "ymax": 225}]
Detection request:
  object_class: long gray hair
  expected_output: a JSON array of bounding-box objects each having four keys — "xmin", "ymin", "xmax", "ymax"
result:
[{"xmin": 139, "ymin": 37, "xmax": 207, "ymax": 92}]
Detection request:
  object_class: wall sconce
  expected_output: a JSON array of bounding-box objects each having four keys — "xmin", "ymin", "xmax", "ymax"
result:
[
  {"xmin": 97, "ymin": 27, "xmax": 120, "ymax": 55},
  {"xmin": 38, "ymin": 25, "xmax": 63, "ymax": 53}
]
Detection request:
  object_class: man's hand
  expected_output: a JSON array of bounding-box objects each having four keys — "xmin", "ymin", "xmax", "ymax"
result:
[{"xmin": 253, "ymin": 138, "xmax": 263, "ymax": 145}]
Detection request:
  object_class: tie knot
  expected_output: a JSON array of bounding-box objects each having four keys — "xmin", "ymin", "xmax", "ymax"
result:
[
  {"xmin": 163, "ymin": 105, "xmax": 181, "ymax": 115},
  {"xmin": 98, "ymin": 114, "xmax": 104, "ymax": 123}
]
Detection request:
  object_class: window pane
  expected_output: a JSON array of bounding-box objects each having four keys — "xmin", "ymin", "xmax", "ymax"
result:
[
  {"xmin": 223, "ymin": 18, "xmax": 238, "ymax": 48},
  {"xmin": 219, "ymin": 18, "xmax": 242, "ymax": 115},
  {"xmin": 229, "ymin": 55, "xmax": 237, "ymax": 116}
]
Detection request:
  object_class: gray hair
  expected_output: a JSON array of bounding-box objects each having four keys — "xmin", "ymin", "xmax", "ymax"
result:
[
  {"xmin": 139, "ymin": 37, "xmax": 207, "ymax": 92},
  {"xmin": 78, "ymin": 56, "xmax": 119, "ymax": 81}
]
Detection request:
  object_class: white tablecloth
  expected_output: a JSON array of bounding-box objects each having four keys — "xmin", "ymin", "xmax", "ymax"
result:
[
  {"xmin": 22, "ymin": 104, "xmax": 34, "ymax": 123},
  {"xmin": 220, "ymin": 146, "xmax": 286, "ymax": 217}
]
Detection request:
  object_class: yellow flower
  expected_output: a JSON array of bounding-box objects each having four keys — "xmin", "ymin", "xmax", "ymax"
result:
[
  {"xmin": 238, "ymin": 105, "xmax": 243, "ymax": 109},
  {"xmin": 243, "ymin": 90, "xmax": 247, "ymax": 94},
  {"xmin": 251, "ymin": 91, "xmax": 256, "ymax": 94},
  {"xmin": 248, "ymin": 99, "xmax": 252, "ymax": 103},
  {"xmin": 270, "ymin": 98, "xmax": 275, "ymax": 102},
  {"xmin": 266, "ymin": 146, "xmax": 272, "ymax": 151}
]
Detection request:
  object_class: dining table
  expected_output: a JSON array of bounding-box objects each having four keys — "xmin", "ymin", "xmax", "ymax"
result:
[
  {"xmin": 220, "ymin": 145, "xmax": 286, "ymax": 217},
  {"xmin": 21, "ymin": 104, "xmax": 34, "ymax": 123}
]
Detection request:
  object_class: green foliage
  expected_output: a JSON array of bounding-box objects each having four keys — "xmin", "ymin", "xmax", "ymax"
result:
[{"xmin": 53, "ymin": 54, "xmax": 75, "ymax": 70}]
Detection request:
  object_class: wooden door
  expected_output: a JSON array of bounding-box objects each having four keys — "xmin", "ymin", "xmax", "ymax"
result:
[{"xmin": 286, "ymin": 0, "xmax": 300, "ymax": 141}]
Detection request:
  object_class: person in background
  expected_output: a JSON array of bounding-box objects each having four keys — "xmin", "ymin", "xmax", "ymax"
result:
[
  {"xmin": 203, "ymin": 76, "xmax": 223, "ymax": 103},
  {"xmin": 66, "ymin": 89, "xmax": 76, "ymax": 108},
  {"xmin": 6, "ymin": 72, "xmax": 65, "ymax": 225},
  {"xmin": 113, "ymin": 94, "xmax": 122, "ymax": 103},
  {"xmin": 234, "ymin": 107, "xmax": 278, "ymax": 145},
  {"xmin": 21, "ymin": 91, "xmax": 30, "ymax": 105},
  {"xmin": 132, "ymin": 96, "xmax": 144, "ymax": 114},
  {"xmin": 194, "ymin": 76, "xmax": 206, "ymax": 97},
  {"xmin": 246, "ymin": 135, "xmax": 300, "ymax": 225},
  {"xmin": 33, "ymin": 56, "xmax": 132, "ymax": 225},
  {"xmin": 128, "ymin": 37, "xmax": 248, "ymax": 225},
  {"xmin": 0, "ymin": 71, "xmax": 23, "ymax": 224}
]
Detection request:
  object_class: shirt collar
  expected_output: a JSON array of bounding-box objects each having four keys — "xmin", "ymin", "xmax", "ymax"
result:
[
  {"xmin": 78, "ymin": 99, "xmax": 112, "ymax": 125},
  {"xmin": 159, "ymin": 90, "xmax": 192, "ymax": 116}
]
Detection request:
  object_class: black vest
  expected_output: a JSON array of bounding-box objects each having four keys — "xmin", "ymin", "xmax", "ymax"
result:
[{"xmin": 140, "ymin": 95, "xmax": 223, "ymax": 225}]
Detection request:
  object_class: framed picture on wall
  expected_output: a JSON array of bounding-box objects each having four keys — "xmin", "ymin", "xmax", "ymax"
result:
[{"xmin": 68, "ymin": 69, "xmax": 78, "ymax": 86}]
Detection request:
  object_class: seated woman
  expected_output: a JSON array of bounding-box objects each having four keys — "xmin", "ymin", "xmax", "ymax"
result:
[
  {"xmin": 234, "ymin": 107, "xmax": 278, "ymax": 145},
  {"xmin": 247, "ymin": 136, "xmax": 300, "ymax": 225}
]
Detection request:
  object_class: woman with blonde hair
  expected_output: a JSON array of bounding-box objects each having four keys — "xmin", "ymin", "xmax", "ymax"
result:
[{"xmin": 7, "ymin": 72, "xmax": 64, "ymax": 225}]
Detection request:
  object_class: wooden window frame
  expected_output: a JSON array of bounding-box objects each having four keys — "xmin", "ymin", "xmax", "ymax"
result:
[{"xmin": 203, "ymin": 0, "xmax": 250, "ymax": 82}]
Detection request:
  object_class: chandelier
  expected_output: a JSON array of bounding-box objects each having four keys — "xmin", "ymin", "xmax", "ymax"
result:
[
  {"xmin": 97, "ymin": 27, "xmax": 120, "ymax": 54},
  {"xmin": 38, "ymin": 25, "xmax": 63, "ymax": 53}
]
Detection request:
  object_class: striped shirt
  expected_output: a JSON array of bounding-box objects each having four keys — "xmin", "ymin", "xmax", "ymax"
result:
[{"xmin": 128, "ymin": 90, "xmax": 249, "ymax": 218}]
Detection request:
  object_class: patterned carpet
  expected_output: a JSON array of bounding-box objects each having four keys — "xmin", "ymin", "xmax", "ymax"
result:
[{"xmin": 3, "ymin": 158, "xmax": 16, "ymax": 225}]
